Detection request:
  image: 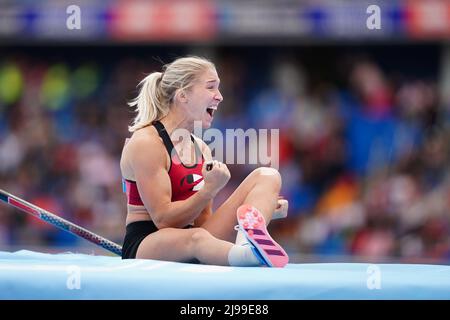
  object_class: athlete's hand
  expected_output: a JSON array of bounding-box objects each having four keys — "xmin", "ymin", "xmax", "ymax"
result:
[{"xmin": 201, "ymin": 160, "xmax": 230, "ymax": 198}]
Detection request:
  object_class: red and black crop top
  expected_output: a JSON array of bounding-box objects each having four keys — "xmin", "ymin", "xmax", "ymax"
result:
[{"xmin": 123, "ymin": 121, "xmax": 205, "ymax": 206}]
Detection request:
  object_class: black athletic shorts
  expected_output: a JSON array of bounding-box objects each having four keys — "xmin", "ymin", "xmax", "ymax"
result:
[{"xmin": 121, "ymin": 220, "xmax": 197, "ymax": 263}]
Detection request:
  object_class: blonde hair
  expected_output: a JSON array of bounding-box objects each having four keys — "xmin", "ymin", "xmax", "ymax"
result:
[{"xmin": 128, "ymin": 56, "xmax": 215, "ymax": 132}]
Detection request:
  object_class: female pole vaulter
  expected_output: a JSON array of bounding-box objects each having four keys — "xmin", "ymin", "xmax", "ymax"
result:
[{"xmin": 120, "ymin": 56, "xmax": 289, "ymax": 267}]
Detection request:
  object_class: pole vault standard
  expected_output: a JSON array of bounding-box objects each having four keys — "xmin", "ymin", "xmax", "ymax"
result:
[{"xmin": 0, "ymin": 188, "xmax": 122, "ymax": 256}]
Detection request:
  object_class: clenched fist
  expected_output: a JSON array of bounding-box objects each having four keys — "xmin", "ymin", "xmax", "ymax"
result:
[{"xmin": 201, "ymin": 160, "xmax": 230, "ymax": 198}]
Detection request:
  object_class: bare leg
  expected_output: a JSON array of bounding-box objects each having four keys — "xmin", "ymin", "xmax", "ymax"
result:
[
  {"xmin": 136, "ymin": 227, "xmax": 233, "ymax": 265},
  {"xmin": 201, "ymin": 167, "xmax": 282, "ymax": 242}
]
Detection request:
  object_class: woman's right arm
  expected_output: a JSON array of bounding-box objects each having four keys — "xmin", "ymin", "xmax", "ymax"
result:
[{"xmin": 127, "ymin": 136, "xmax": 229, "ymax": 229}]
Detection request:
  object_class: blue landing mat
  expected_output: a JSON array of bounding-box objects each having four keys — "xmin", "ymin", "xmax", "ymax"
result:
[{"xmin": 0, "ymin": 250, "xmax": 449, "ymax": 299}]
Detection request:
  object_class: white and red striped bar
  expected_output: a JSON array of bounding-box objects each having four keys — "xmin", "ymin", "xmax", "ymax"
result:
[{"xmin": 0, "ymin": 188, "xmax": 122, "ymax": 256}]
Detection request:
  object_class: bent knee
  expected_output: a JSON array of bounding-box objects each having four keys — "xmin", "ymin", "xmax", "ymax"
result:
[
  {"xmin": 253, "ymin": 167, "xmax": 282, "ymax": 189},
  {"xmin": 190, "ymin": 228, "xmax": 212, "ymax": 244}
]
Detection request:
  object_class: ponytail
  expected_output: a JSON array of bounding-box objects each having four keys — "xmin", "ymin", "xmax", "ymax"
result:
[{"xmin": 128, "ymin": 72, "xmax": 169, "ymax": 132}]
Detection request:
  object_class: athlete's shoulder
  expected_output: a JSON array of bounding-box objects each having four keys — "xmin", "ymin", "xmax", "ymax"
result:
[
  {"xmin": 127, "ymin": 127, "xmax": 161, "ymax": 149},
  {"xmin": 123, "ymin": 126, "xmax": 166, "ymax": 164}
]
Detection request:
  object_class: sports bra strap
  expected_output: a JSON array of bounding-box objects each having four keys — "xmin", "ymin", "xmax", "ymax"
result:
[
  {"xmin": 153, "ymin": 121, "xmax": 202, "ymax": 160},
  {"xmin": 153, "ymin": 121, "xmax": 175, "ymax": 155}
]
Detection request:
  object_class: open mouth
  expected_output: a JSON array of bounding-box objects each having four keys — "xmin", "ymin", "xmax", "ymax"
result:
[{"xmin": 206, "ymin": 107, "xmax": 215, "ymax": 117}]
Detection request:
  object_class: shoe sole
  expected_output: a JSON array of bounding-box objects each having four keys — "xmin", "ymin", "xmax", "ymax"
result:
[{"xmin": 236, "ymin": 204, "xmax": 289, "ymax": 268}]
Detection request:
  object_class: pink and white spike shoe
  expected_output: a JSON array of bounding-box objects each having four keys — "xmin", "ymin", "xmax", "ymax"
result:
[{"xmin": 236, "ymin": 204, "xmax": 289, "ymax": 268}]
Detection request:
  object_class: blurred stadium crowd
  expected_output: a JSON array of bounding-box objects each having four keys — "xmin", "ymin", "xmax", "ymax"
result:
[{"xmin": 0, "ymin": 45, "xmax": 449, "ymax": 264}]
